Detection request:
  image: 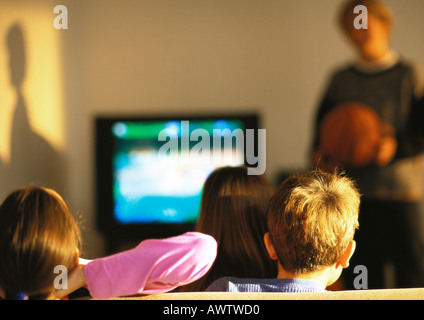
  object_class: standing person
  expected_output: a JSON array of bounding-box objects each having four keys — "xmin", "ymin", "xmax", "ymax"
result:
[
  {"xmin": 312, "ymin": 0, "xmax": 424, "ymax": 289},
  {"xmin": 179, "ymin": 166, "xmax": 277, "ymax": 292}
]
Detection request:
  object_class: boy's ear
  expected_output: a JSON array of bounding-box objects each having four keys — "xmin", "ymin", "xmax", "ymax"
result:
[
  {"xmin": 336, "ymin": 240, "xmax": 356, "ymax": 269},
  {"xmin": 264, "ymin": 232, "xmax": 278, "ymax": 260}
]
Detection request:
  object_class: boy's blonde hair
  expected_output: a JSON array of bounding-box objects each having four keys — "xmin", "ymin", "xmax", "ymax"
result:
[
  {"xmin": 338, "ymin": 0, "xmax": 394, "ymax": 32},
  {"xmin": 267, "ymin": 170, "xmax": 360, "ymax": 275}
]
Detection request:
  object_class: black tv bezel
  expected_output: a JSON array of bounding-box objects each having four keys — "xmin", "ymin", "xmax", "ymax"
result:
[{"xmin": 95, "ymin": 113, "xmax": 259, "ymax": 241}]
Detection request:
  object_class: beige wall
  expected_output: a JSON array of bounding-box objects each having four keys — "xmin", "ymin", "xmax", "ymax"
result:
[{"xmin": 1, "ymin": 0, "xmax": 424, "ymax": 257}]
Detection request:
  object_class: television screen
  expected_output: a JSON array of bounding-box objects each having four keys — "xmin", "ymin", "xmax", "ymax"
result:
[{"xmin": 95, "ymin": 114, "xmax": 259, "ymax": 240}]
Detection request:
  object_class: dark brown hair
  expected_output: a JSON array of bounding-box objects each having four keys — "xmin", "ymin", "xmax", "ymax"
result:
[
  {"xmin": 180, "ymin": 166, "xmax": 277, "ymax": 291},
  {"xmin": 267, "ymin": 170, "xmax": 360, "ymax": 275},
  {"xmin": 0, "ymin": 187, "xmax": 81, "ymax": 299}
]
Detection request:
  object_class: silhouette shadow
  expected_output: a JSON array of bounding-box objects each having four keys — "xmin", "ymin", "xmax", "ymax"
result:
[{"xmin": 2, "ymin": 23, "xmax": 66, "ymax": 198}]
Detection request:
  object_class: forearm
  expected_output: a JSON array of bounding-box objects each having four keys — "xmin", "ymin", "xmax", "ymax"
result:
[
  {"xmin": 84, "ymin": 232, "xmax": 217, "ymax": 299},
  {"xmin": 52, "ymin": 258, "xmax": 91, "ymax": 299}
]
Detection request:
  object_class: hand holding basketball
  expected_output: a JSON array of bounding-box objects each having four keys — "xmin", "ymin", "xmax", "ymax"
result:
[{"xmin": 314, "ymin": 102, "xmax": 397, "ymax": 171}]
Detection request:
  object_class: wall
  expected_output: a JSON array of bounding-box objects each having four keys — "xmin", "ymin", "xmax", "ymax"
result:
[{"xmin": 1, "ymin": 0, "xmax": 424, "ymax": 257}]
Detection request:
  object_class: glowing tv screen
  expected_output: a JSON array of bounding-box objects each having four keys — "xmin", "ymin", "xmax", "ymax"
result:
[{"xmin": 95, "ymin": 114, "xmax": 259, "ymax": 239}]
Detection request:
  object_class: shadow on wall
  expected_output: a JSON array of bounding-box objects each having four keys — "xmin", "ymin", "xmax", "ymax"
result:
[{"xmin": 1, "ymin": 23, "xmax": 66, "ymax": 198}]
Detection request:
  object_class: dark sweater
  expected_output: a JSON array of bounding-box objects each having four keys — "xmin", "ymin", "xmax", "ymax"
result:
[{"xmin": 314, "ymin": 58, "xmax": 424, "ymax": 201}]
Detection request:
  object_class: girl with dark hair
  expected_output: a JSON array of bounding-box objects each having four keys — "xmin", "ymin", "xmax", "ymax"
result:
[{"xmin": 179, "ymin": 166, "xmax": 277, "ymax": 292}]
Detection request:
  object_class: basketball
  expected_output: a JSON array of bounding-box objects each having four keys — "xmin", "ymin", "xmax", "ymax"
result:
[{"xmin": 318, "ymin": 102, "xmax": 384, "ymax": 168}]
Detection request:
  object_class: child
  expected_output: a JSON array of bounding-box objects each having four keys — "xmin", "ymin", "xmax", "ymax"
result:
[
  {"xmin": 206, "ymin": 170, "xmax": 360, "ymax": 292},
  {"xmin": 58, "ymin": 232, "xmax": 217, "ymax": 299},
  {"xmin": 0, "ymin": 187, "xmax": 81, "ymax": 299},
  {"xmin": 312, "ymin": 0, "xmax": 424, "ymax": 289},
  {"xmin": 0, "ymin": 186, "xmax": 217, "ymax": 299},
  {"xmin": 179, "ymin": 166, "xmax": 277, "ymax": 292}
]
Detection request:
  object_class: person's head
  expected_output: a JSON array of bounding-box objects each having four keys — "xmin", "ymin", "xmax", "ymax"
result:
[
  {"xmin": 265, "ymin": 170, "xmax": 360, "ymax": 287},
  {"xmin": 7, "ymin": 24, "xmax": 26, "ymax": 89},
  {"xmin": 0, "ymin": 186, "xmax": 81, "ymax": 299},
  {"xmin": 181, "ymin": 166, "xmax": 277, "ymax": 291},
  {"xmin": 338, "ymin": 0, "xmax": 394, "ymax": 61}
]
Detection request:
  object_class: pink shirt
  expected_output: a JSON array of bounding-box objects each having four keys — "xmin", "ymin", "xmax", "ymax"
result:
[{"xmin": 84, "ymin": 232, "xmax": 217, "ymax": 299}]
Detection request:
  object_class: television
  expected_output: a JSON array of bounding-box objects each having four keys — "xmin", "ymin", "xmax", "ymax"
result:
[{"xmin": 95, "ymin": 114, "xmax": 259, "ymax": 241}]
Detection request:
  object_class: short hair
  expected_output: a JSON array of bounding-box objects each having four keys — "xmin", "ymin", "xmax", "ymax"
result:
[
  {"xmin": 338, "ymin": 0, "xmax": 394, "ymax": 32},
  {"xmin": 267, "ymin": 170, "xmax": 360, "ymax": 275},
  {"xmin": 0, "ymin": 187, "xmax": 81, "ymax": 299}
]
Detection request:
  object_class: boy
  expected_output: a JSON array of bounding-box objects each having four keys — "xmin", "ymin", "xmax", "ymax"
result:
[
  {"xmin": 206, "ymin": 170, "xmax": 360, "ymax": 292},
  {"xmin": 313, "ymin": 0, "xmax": 424, "ymax": 289}
]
